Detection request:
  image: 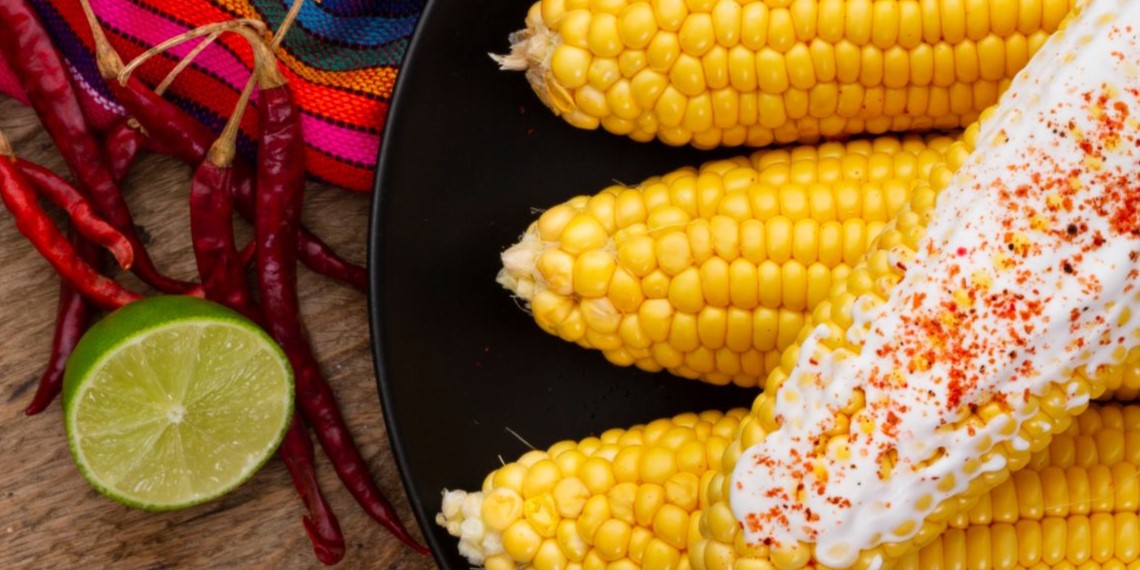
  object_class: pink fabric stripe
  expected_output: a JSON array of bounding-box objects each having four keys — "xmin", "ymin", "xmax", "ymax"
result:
[
  {"xmin": 91, "ymin": 0, "xmax": 252, "ymax": 90},
  {"xmin": 300, "ymin": 112, "xmax": 377, "ymax": 166},
  {"xmin": 0, "ymin": 2, "xmax": 382, "ymax": 180}
]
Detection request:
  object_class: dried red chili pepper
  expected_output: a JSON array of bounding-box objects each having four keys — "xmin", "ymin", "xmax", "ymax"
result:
[
  {"xmin": 24, "ymin": 238, "xmax": 93, "ymax": 416},
  {"xmin": 0, "ymin": 0, "xmax": 193, "ymax": 294},
  {"xmin": 249, "ymin": 51, "xmax": 426, "ymax": 554},
  {"xmin": 21, "ymin": 12, "xmax": 233, "ymax": 416},
  {"xmin": 113, "ymin": 79, "xmax": 368, "ymax": 292},
  {"xmin": 17, "ymin": 159, "xmax": 133, "ymax": 269},
  {"xmin": 103, "ymin": 121, "xmax": 147, "ymax": 181},
  {"xmin": 279, "ymin": 416, "xmax": 347, "ymax": 565},
  {"xmin": 25, "ymin": 113, "xmax": 151, "ymax": 418},
  {"xmin": 190, "ymin": 153, "xmax": 254, "ymax": 316},
  {"xmin": 0, "ymin": 152, "xmax": 141, "ymax": 309},
  {"xmin": 183, "ymin": 25, "xmax": 345, "ymax": 563},
  {"xmin": 192, "ymin": 140, "xmax": 347, "ymax": 566},
  {"xmin": 103, "ymin": 30, "xmax": 220, "ymax": 181},
  {"xmin": 77, "ymin": 11, "xmax": 365, "ymax": 293},
  {"xmin": 27, "ymin": 116, "xmax": 148, "ymax": 415}
]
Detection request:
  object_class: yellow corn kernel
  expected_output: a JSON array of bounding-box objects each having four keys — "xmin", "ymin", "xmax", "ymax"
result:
[
  {"xmin": 711, "ymin": 0, "xmax": 741, "ymax": 46},
  {"xmin": 702, "ymin": 47, "xmax": 730, "ymax": 92},
  {"xmin": 763, "ymin": 7, "xmax": 794, "ymax": 53},
  {"xmin": 586, "ymin": 14, "xmax": 622, "ymax": 58},
  {"xmin": 626, "ymin": 484, "xmax": 662, "ymax": 528},
  {"xmin": 654, "ymin": 0, "xmax": 689, "ymax": 32},
  {"xmin": 503, "ymin": 519, "xmax": 544, "ymax": 562},
  {"xmin": 551, "ymin": 45, "xmax": 593, "ymax": 91},
  {"xmin": 561, "ymin": 215, "xmax": 609, "ymax": 255},
  {"xmin": 671, "ymin": 54, "xmax": 707, "ymax": 97},
  {"xmin": 619, "ymin": 4, "xmax": 657, "ymax": 49},
  {"xmin": 755, "ymin": 48, "xmax": 789, "ymax": 94},
  {"xmin": 654, "ymin": 85, "xmax": 688, "ymax": 128},
  {"xmin": 574, "ymin": 250, "xmax": 618, "ymax": 298},
  {"xmin": 523, "ymin": 460, "xmax": 564, "ymax": 499},
  {"xmin": 647, "ymin": 31, "xmax": 682, "ymax": 71},
  {"xmin": 613, "ymin": 316, "xmax": 650, "ymax": 353},
  {"xmin": 679, "ymin": 13, "xmax": 715, "ymax": 56},
  {"xmin": 668, "ymin": 310, "xmax": 701, "ymax": 352},
  {"xmin": 533, "ymin": 539, "xmax": 569, "ymax": 570},
  {"xmin": 607, "ymin": 482, "xmax": 637, "ymax": 523}
]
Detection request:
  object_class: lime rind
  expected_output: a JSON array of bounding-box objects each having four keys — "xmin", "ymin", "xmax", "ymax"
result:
[{"xmin": 63, "ymin": 296, "xmax": 294, "ymax": 511}]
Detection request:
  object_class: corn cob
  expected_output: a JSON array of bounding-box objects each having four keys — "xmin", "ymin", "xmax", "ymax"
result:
[
  {"xmin": 498, "ymin": 133, "xmax": 955, "ymax": 387},
  {"xmin": 493, "ymin": 0, "xmax": 1075, "ymax": 149},
  {"xmin": 438, "ymin": 408, "xmax": 748, "ymax": 568},
  {"xmin": 436, "ymin": 403, "xmax": 1140, "ymax": 569},
  {"xmin": 702, "ymin": 0, "xmax": 1140, "ymax": 566}
]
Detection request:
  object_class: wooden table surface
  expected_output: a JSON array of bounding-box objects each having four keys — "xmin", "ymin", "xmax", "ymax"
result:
[{"xmin": 0, "ymin": 97, "xmax": 437, "ymax": 569}]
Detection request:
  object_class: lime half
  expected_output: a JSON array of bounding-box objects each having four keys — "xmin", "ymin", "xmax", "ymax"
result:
[{"xmin": 63, "ymin": 295, "xmax": 294, "ymax": 511}]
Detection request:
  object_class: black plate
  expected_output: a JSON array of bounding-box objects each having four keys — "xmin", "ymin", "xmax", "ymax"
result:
[{"xmin": 368, "ymin": 0, "xmax": 758, "ymax": 566}]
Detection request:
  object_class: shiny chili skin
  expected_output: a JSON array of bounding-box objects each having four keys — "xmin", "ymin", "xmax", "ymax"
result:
[
  {"xmin": 280, "ymin": 416, "xmax": 347, "ymax": 565},
  {"xmin": 24, "ymin": 119, "xmax": 148, "ymax": 416},
  {"xmin": 254, "ymin": 85, "xmax": 426, "ymax": 554},
  {"xmin": 0, "ymin": 0, "xmax": 192, "ymax": 294},
  {"xmin": 24, "ymin": 235, "xmax": 93, "ymax": 416},
  {"xmin": 103, "ymin": 121, "xmax": 144, "ymax": 181},
  {"xmin": 27, "ymin": 117, "xmax": 144, "ymax": 415},
  {"xmin": 189, "ymin": 162, "xmax": 255, "ymax": 316},
  {"xmin": 189, "ymin": 147, "xmax": 344, "ymax": 563},
  {"xmin": 18, "ymin": 160, "xmax": 133, "ymax": 268},
  {"xmin": 0, "ymin": 158, "xmax": 141, "ymax": 309},
  {"xmin": 110, "ymin": 79, "xmax": 367, "ymax": 292}
]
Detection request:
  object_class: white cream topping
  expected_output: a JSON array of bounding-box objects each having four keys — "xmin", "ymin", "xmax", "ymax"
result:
[{"xmin": 730, "ymin": 1, "xmax": 1140, "ymax": 566}]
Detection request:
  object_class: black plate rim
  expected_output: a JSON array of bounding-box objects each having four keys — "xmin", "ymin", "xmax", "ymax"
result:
[
  {"xmin": 365, "ymin": 3, "xmax": 755, "ymax": 566},
  {"xmin": 366, "ymin": 0, "xmax": 449, "ymax": 564}
]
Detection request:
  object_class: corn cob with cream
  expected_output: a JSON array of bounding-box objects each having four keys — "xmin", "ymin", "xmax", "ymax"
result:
[
  {"xmin": 494, "ymin": 0, "xmax": 1075, "ymax": 148},
  {"xmin": 706, "ymin": 0, "xmax": 1140, "ymax": 566},
  {"xmin": 437, "ymin": 403, "xmax": 1140, "ymax": 569},
  {"xmin": 498, "ymin": 134, "xmax": 956, "ymax": 387}
]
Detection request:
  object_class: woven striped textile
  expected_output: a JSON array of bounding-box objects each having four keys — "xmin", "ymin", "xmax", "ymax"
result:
[{"xmin": 0, "ymin": 0, "xmax": 425, "ymax": 192}]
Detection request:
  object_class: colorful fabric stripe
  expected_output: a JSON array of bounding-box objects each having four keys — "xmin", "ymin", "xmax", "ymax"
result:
[{"xmin": 0, "ymin": 0, "xmax": 425, "ymax": 192}]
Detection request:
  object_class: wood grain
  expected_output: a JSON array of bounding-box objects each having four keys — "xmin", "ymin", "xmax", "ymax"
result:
[{"xmin": 0, "ymin": 97, "xmax": 436, "ymax": 569}]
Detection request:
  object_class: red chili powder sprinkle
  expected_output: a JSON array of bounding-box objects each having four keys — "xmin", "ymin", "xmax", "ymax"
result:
[{"xmin": 737, "ymin": 75, "xmax": 1140, "ymax": 547}]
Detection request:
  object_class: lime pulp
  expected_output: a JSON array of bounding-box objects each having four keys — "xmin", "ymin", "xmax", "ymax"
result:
[{"xmin": 63, "ymin": 296, "xmax": 294, "ymax": 511}]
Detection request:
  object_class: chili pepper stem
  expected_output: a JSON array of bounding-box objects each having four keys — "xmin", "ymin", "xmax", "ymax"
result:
[
  {"xmin": 207, "ymin": 23, "xmax": 277, "ymax": 168},
  {"xmin": 231, "ymin": 26, "xmax": 286, "ymax": 89},
  {"xmin": 76, "ymin": 0, "xmax": 123, "ymax": 78},
  {"xmin": 208, "ymin": 77, "xmax": 256, "ymax": 168}
]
